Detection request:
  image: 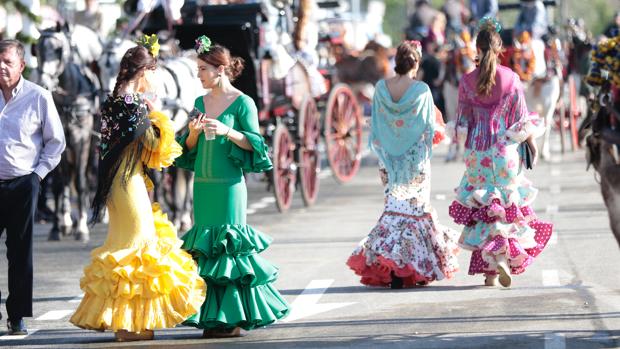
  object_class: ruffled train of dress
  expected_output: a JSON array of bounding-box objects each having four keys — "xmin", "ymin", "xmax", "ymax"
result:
[
  {"xmin": 347, "ymin": 167, "xmax": 460, "ymax": 287},
  {"xmin": 70, "ymin": 205, "xmax": 206, "ymax": 332},
  {"xmin": 449, "ymin": 180, "xmax": 553, "ymax": 275},
  {"xmin": 181, "ymin": 224, "xmax": 289, "ymax": 330}
]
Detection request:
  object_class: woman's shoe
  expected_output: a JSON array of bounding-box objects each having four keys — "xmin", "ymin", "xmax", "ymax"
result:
[
  {"xmin": 484, "ymin": 274, "xmax": 499, "ymax": 286},
  {"xmin": 203, "ymin": 327, "xmax": 243, "ymax": 338},
  {"xmin": 496, "ymin": 257, "xmax": 512, "ymax": 288},
  {"xmin": 115, "ymin": 329, "xmax": 154, "ymax": 342},
  {"xmin": 390, "ymin": 272, "xmax": 403, "ymax": 289}
]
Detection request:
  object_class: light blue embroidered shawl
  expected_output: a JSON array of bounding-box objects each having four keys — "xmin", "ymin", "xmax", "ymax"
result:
[{"xmin": 369, "ymin": 79, "xmax": 435, "ymax": 186}]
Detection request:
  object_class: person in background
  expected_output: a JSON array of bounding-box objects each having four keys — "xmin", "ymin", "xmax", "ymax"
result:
[
  {"xmin": 449, "ymin": 18, "xmax": 552, "ymax": 288},
  {"xmin": 603, "ymin": 11, "xmax": 620, "ymax": 39},
  {"xmin": 347, "ymin": 40, "xmax": 460, "ymax": 289},
  {"xmin": 0, "ymin": 39, "xmax": 65, "ymax": 335}
]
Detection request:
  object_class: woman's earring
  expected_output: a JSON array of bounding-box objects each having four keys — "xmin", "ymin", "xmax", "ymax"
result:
[{"xmin": 217, "ymin": 73, "xmax": 223, "ymax": 88}]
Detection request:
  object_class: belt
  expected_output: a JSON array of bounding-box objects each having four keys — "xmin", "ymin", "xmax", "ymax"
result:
[{"xmin": 0, "ymin": 175, "xmax": 26, "ymax": 184}]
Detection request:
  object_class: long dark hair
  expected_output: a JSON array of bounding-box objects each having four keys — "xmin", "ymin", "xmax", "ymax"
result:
[
  {"xmin": 475, "ymin": 26, "xmax": 502, "ymax": 96},
  {"xmin": 197, "ymin": 44, "xmax": 244, "ymax": 82},
  {"xmin": 91, "ymin": 45, "xmax": 157, "ymax": 224}
]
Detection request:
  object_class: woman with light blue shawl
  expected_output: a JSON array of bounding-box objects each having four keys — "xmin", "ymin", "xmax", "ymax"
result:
[{"xmin": 347, "ymin": 41, "xmax": 460, "ymax": 289}]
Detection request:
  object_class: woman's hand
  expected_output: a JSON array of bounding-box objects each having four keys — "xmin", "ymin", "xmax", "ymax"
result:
[
  {"xmin": 188, "ymin": 113, "xmax": 205, "ymax": 136},
  {"xmin": 203, "ymin": 118, "xmax": 231, "ymax": 136}
]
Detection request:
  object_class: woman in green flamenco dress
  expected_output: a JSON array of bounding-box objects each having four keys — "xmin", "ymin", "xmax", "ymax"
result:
[{"xmin": 175, "ymin": 36, "xmax": 289, "ymax": 337}]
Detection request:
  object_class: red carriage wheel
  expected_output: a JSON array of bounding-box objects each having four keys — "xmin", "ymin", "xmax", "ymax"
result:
[
  {"xmin": 271, "ymin": 124, "xmax": 296, "ymax": 212},
  {"xmin": 557, "ymin": 94, "xmax": 567, "ymax": 154},
  {"xmin": 568, "ymin": 75, "xmax": 580, "ymax": 151},
  {"xmin": 324, "ymin": 84, "xmax": 363, "ymax": 183},
  {"xmin": 297, "ymin": 96, "xmax": 321, "ymax": 206}
]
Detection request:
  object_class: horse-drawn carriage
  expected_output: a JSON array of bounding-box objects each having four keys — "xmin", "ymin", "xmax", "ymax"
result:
[{"xmin": 169, "ymin": 1, "xmax": 364, "ymax": 212}]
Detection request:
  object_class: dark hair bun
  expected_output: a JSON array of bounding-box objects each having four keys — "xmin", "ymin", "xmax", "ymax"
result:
[{"xmin": 394, "ymin": 41, "xmax": 421, "ymax": 75}]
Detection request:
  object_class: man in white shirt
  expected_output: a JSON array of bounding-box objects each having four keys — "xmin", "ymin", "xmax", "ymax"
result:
[{"xmin": 0, "ymin": 40, "xmax": 65, "ymax": 335}]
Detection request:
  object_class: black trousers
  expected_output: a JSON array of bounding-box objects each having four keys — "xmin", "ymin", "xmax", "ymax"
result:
[{"xmin": 0, "ymin": 173, "xmax": 39, "ymax": 320}]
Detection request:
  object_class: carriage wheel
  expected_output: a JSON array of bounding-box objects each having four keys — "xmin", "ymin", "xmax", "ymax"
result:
[
  {"xmin": 271, "ymin": 124, "xmax": 296, "ymax": 212},
  {"xmin": 297, "ymin": 96, "xmax": 321, "ymax": 207},
  {"xmin": 558, "ymin": 92, "xmax": 567, "ymax": 154},
  {"xmin": 324, "ymin": 84, "xmax": 363, "ymax": 184},
  {"xmin": 568, "ymin": 75, "xmax": 580, "ymax": 151}
]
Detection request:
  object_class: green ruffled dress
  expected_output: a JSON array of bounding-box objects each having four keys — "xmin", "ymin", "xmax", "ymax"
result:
[{"xmin": 175, "ymin": 94, "xmax": 289, "ymax": 330}]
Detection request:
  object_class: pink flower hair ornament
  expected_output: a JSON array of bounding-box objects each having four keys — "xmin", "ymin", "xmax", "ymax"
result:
[{"xmin": 408, "ymin": 40, "xmax": 423, "ymax": 57}]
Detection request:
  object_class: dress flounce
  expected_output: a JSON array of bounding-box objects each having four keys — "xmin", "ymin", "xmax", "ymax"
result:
[
  {"xmin": 227, "ymin": 131, "xmax": 273, "ymax": 173},
  {"xmin": 181, "ymin": 224, "xmax": 289, "ymax": 330},
  {"xmin": 69, "ymin": 204, "xmax": 206, "ymax": 332},
  {"xmin": 448, "ymin": 199, "xmax": 553, "ymax": 275},
  {"xmin": 142, "ymin": 110, "xmax": 183, "ymax": 170},
  {"xmin": 346, "ymin": 211, "xmax": 460, "ymax": 287}
]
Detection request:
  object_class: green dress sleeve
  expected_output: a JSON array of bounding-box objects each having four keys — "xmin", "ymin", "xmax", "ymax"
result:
[
  {"xmin": 227, "ymin": 95, "xmax": 273, "ymax": 172},
  {"xmin": 173, "ymin": 97, "xmax": 202, "ymax": 172}
]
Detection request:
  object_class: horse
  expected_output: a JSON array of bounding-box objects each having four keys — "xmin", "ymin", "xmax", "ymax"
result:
[
  {"xmin": 35, "ymin": 23, "xmax": 102, "ymax": 242},
  {"xmin": 98, "ymin": 37, "xmax": 203, "ymax": 231},
  {"xmin": 523, "ymin": 32, "xmax": 563, "ymax": 161},
  {"xmin": 585, "ymin": 84, "xmax": 620, "ymax": 246}
]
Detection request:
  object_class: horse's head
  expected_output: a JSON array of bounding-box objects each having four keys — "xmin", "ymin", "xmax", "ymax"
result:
[
  {"xmin": 35, "ymin": 24, "xmax": 71, "ymax": 91},
  {"xmin": 98, "ymin": 37, "xmax": 134, "ymax": 95}
]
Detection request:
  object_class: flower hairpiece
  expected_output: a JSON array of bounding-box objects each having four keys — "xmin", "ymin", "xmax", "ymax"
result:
[
  {"xmin": 478, "ymin": 16, "xmax": 502, "ymax": 33},
  {"xmin": 195, "ymin": 35, "xmax": 212, "ymax": 54},
  {"xmin": 408, "ymin": 40, "xmax": 423, "ymax": 57},
  {"xmin": 135, "ymin": 34, "xmax": 160, "ymax": 57}
]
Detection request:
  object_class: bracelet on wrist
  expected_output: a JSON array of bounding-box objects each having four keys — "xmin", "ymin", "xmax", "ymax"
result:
[{"xmin": 225, "ymin": 127, "xmax": 232, "ymax": 138}]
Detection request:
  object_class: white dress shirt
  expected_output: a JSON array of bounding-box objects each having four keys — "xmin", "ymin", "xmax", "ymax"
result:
[{"xmin": 0, "ymin": 77, "xmax": 66, "ymax": 180}]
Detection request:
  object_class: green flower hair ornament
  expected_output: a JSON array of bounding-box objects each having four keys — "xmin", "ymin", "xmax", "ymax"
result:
[
  {"xmin": 195, "ymin": 35, "xmax": 212, "ymax": 54},
  {"xmin": 136, "ymin": 34, "xmax": 160, "ymax": 58},
  {"xmin": 478, "ymin": 16, "xmax": 502, "ymax": 33}
]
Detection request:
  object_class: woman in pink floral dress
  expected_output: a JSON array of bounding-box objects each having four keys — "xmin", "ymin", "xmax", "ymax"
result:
[
  {"xmin": 347, "ymin": 41, "xmax": 460, "ymax": 289},
  {"xmin": 448, "ymin": 18, "xmax": 553, "ymax": 288}
]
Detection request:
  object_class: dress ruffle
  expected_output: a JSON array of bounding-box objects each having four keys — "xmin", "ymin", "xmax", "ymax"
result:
[
  {"xmin": 346, "ymin": 211, "xmax": 460, "ymax": 287},
  {"xmin": 70, "ymin": 204, "xmax": 206, "ymax": 333},
  {"xmin": 142, "ymin": 110, "xmax": 183, "ymax": 170},
  {"xmin": 504, "ymin": 112, "xmax": 545, "ymax": 143},
  {"xmin": 448, "ymin": 199, "xmax": 553, "ymax": 275},
  {"xmin": 181, "ymin": 223, "xmax": 289, "ymax": 330},
  {"xmin": 454, "ymin": 176, "xmax": 538, "ymax": 209},
  {"xmin": 227, "ymin": 131, "xmax": 273, "ymax": 173},
  {"xmin": 174, "ymin": 131, "xmax": 197, "ymax": 172}
]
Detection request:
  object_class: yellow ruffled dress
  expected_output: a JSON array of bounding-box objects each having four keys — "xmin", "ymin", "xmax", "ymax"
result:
[{"xmin": 70, "ymin": 111, "xmax": 206, "ymax": 333}]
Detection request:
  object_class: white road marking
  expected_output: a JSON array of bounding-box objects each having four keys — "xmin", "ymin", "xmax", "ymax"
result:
[
  {"xmin": 550, "ymin": 185, "xmax": 561, "ymax": 195},
  {"xmin": 281, "ymin": 279, "xmax": 355, "ymax": 323},
  {"xmin": 550, "ymin": 156, "xmax": 562, "ymax": 164},
  {"xmin": 0, "ymin": 329, "xmax": 38, "ymax": 340},
  {"xmin": 546, "ymin": 205, "xmax": 559, "ymax": 215},
  {"xmin": 36, "ymin": 310, "xmax": 73, "ymax": 321},
  {"xmin": 544, "ymin": 332, "xmax": 566, "ymax": 349},
  {"xmin": 542, "ymin": 270, "xmax": 561, "ymax": 287},
  {"xmin": 247, "ymin": 208, "xmax": 256, "ymax": 215},
  {"xmin": 68, "ymin": 294, "xmax": 84, "ymax": 303},
  {"xmin": 434, "ymin": 194, "xmax": 447, "ymax": 200},
  {"xmin": 249, "ymin": 201, "xmax": 270, "ymax": 210},
  {"xmin": 550, "ymin": 169, "xmax": 561, "ymax": 177}
]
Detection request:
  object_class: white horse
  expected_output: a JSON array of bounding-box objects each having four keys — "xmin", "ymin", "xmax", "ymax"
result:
[{"xmin": 524, "ymin": 37, "xmax": 563, "ymax": 161}]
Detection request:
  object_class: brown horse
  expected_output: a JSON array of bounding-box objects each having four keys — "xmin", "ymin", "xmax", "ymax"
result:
[{"xmin": 585, "ymin": 86, "xmax": 620, "ymax": 247}]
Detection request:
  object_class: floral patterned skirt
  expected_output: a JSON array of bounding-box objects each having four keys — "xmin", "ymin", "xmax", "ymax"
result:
[{"xmin": 347, "ymin": 168, "xmax": 460, "ymax": 287}]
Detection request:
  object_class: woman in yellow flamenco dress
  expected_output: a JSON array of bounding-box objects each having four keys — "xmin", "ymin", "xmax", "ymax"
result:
[{"xmin": 69, "ymin": 39, "xmax": 206, "ymax": 342}]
